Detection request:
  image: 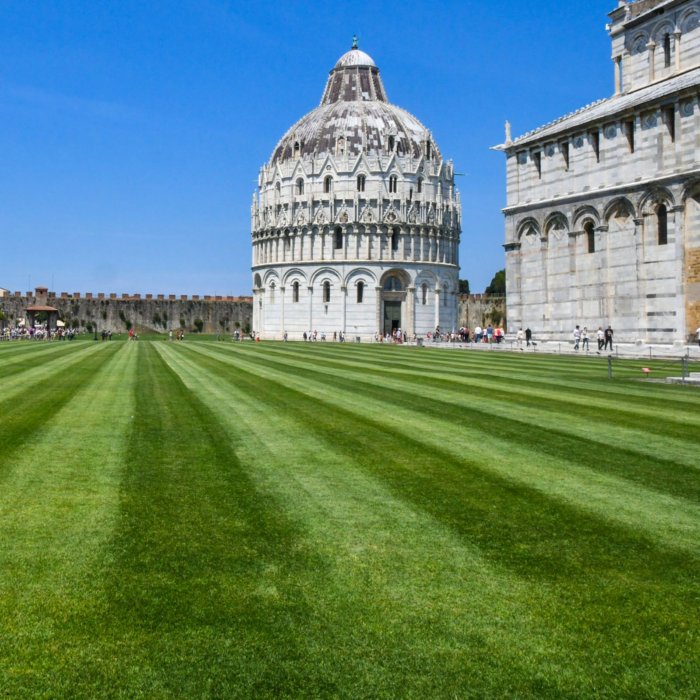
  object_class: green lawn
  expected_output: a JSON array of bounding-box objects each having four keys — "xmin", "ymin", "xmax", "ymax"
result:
[{"xmin": 0, "ymin": 339, "xmax": 698, "ymax": 698}]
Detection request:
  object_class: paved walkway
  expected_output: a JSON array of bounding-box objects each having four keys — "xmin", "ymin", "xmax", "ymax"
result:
[{"xmin": 421, "ymin": 338, "xmax": 700, "ymax": 361}]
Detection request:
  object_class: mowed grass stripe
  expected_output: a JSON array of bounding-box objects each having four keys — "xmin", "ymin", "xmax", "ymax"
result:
[
  {"xmin": 0, "ymin": 342, "xmax": 137, "ymax": 697},
  {"xmin": 263, "ymin": 343, "xmax": 700, "ymax": 423},
  {"xmin": 287, "ymin": 342, "xmax": 700, "ymax": 414},
  {"xmin": 0, "ymin": 340, "xmax": 104, "ymax": 396},
  {"xmin": 0, "ymin": 340, "xmax": 88, "ymax": 379},
  {"xmin": 188, "ymin": 341, "xmax": 700, "ymax": 558},
  {"xmin": 192, "ymin": 342, "xmax": 700, "ymax": 552},
  {"xmin": 80, "ymin": 342, "xmax": 323, "ymax": 698},
  {"xmin": 163, "ymin": 342, "xmax": 698, "ymax": 697},
  {"xmin": 156, "ymin": 343, "xmax": 611, "ymax": 698},
  {"xmin": 237, "ymin": 344, "xmax": 700, "ymax": 498},
  {"xmin": 0, "ymin": 343, "xmax": 117, "ymax": 483}
]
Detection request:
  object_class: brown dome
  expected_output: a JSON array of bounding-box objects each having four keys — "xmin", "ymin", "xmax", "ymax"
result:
[{"xmin": 268, "ymin": 45, "xmax": 441, "ymax": 166}]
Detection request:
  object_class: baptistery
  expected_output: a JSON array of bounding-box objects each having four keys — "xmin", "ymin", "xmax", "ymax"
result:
[{"xmin": 251, "ymin": 40, "xmax": 461, "ymax": 340}]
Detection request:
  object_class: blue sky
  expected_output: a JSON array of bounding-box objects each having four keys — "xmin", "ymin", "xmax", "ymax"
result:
[{"xmin": 0, "ymin": 0, "xmax": 613, "ymax": 296}]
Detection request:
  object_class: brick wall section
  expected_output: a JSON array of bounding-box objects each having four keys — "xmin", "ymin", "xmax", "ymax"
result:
[
  {"xmin": 458, "ymin": 294, "xmax": 507, "ymax": 330},
  {"xmin": 0, "ymin": 291, "xmax": 253, "ymax": 334}
]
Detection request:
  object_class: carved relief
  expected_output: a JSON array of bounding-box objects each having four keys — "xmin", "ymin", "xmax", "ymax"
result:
[
  {"xmin": 383, "ymin": 205, "xmax": 399, "ymax": 223},
  {"xmin": 360, "ymin": 205, "xmax": 374, "ymax": 223}
]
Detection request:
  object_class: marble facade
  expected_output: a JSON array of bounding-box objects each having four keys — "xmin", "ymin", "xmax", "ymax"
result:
[
  {"xmin": 496, "ymin": 0, "xmax": 700, "ymax": 344},
  {"xmin": 251, "ymin": 43, "xmax": 461, "ymax": 340}
]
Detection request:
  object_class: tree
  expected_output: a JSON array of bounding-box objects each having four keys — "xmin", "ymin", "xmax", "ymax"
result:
[
  {"xmin": 458, "ymin": 279, "xmax": 470, "ymax": 294},
  {"xmin": 193, "ymin": 318, "xmax": 204, "ymax": 333},
  {"xmin": 485, "ymin": 269, "xmax": 506, "ymax": 296}
]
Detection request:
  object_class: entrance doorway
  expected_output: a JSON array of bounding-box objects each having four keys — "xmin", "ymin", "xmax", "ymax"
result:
[{"xmin": 383, "ymin": 300, "xmax": 401, "ymax": 335}]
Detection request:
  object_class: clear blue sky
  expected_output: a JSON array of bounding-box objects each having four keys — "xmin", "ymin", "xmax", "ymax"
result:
[{"xmin": 0, "ymin": 0, "xmax": 613, "ymax": 296}]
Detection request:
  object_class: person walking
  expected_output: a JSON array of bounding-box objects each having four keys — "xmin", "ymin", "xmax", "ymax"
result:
[
  {"xmin": 604, "ymin": 325, "xmax": 614, "ymax": 351},
  {"xmin": 573, "ymin": 325, "xmax": 581, "ymax": 351},
  {"xmin": 597, "ymin": 326, "xmax": 604, "ymax": 351},
  {"xmin": 525, "ymin": 327, "xmax": 532, "ymax": 347},
  {"xmin": 581, "ymin": 327, "xmax": 589, "ymax": 351}
]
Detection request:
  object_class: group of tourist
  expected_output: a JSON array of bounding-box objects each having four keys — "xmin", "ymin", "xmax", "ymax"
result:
[
  {"xmin": 467, "ymin": 325, "xmax": 505, "ymax": 344},
  {"xmin": 572, "ymin": 325, "xmax": 614, "ymax": 352},
  {"xmin": 0, "ymin": 324, "xmax": 80, "ymax": 341}
]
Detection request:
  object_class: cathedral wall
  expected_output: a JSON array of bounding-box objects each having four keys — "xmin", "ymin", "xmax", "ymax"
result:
[
  {"xmin": 610, "ymin": 1, "xmax": 700, "ymax": 95},
  {"xmin": 506, "ymin": 94, "xmax": 698, "ymax": 210},
  {"xmin": 504, "ymin": 182, "xmax": 693, "ymax": 343},
  {"xmin": 501, "ymin": 1, "xmax": 700, "ymax": 345}
]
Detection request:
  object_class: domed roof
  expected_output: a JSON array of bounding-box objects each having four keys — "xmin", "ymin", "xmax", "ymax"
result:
[
  {"xmin": 268, "ymin": 42, "xmax": 440, "ymax": 166},
  {"xmin": 334, "ymin": 48, "xmax": 376, "ymax": 68}
]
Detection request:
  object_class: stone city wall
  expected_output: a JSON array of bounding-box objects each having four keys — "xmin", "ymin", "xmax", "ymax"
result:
[
  {"xmin": 458, "ymin": 294, "xmax": 507, "ymax": 331},
  {"xmin": 0, "ymin": 290, "xmax": 253, "ymax": 334}
]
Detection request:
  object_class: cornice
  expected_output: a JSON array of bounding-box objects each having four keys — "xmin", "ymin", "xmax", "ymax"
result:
[{"xmin": 502, "ymin": 168, "xmax": 700, "ymax": 215}]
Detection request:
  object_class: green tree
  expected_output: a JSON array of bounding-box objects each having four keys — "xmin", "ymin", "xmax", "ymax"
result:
[
  {"xmin": 458, "ymin": 279, "xmax": 470, "ymax": 294},
  {"xmin": 194, "ymin": 319, "xmax": 204, "ymax": 333},
  {"xmin": 485, "ymin": 269, "xmax": 506, "ymax": 296}
]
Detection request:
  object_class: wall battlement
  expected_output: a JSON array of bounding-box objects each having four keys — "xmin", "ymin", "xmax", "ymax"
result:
[{"xmin": 0, "ymin": 288, "xmax": 253, "ymax": 334}]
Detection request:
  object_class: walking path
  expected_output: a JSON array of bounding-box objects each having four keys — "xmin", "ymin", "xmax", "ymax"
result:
[{"xmin": 423, "ymin": 337, "xmax": 700, "ymax": 361}]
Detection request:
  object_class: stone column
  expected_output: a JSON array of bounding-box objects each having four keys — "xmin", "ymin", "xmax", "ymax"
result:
[
  {"xmin": 308, "ymin": 286, "xmax": 313, "ymax": 333},
  {"xmin": 614, "ymin": 55, "xmax": 622, "ymax": 95},
  {"xmin": 406, "ymin": 286, "xmax": 415, "ymax": 337},
  {"xmin": 674, "ymin": 30, "xmax": 682, "ymax": 72},
  {"xmin": 647, "ymin": 41, "xmax": 656, "ymax": 82},
  {"xmin": 341, "ymin": 285, "xmax": 347, "ymax": 334},
  {"xmin": 375, "ymin": 287, "xmax": 382, "ymax": 336},
  {"xmin": 280, "ymin": 286, "xmax": 285, "ymax": 337},
  {"xmin": 434, "ymin": 288, "xmax": 441, "ymax": 330}
]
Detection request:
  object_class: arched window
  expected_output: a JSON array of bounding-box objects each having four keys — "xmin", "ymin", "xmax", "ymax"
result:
[
  {"xmin": 293, "ymin": 141, "xmax": 301, "ymax": 158},
  {"xmin": 357, "ymin": 174, "xmax": 366, "ymax": 192},
  {"xmin": 389, "ymin": 175, "xmax": 398, "ymax": 193},
  {"xmin": 388, "ymin": 135, "xmax": 395, "ymax": 152},
  {"xmin": 324, "ymin": 176, "xmax": 333, "ymax": 193},
  {"xmin": 417, "ymin": 177, "xmax": 423, "ymax": 194},
  {"xmin": 334, "ymin": 226, "xmax": 343, "ymax": 250},
  {"xmin": 275, "ymin": 182, "xmax": 281, "ymax": 199},
  {"xmin": 336, "ymin": 137, "xmax": 345, "ymax": 156},
  {"xmin": 323, "ymin": 281, "xmax": 331, "ymax": 303},
  {"xmin": 425, "ymin": 141, "xmax": 432, "ymax": 159},
  {"xmin": 356, "ymin": 281, "xmax": 364, "ymax": 304},
  {"xmin": 292, "ymin": 281, "xmax": 299, "ymax": 303},
  {"xmin": 383, "ymin": 276, "xmax": 403, "ymax": 291},
  {"xmin": 421, "ymin": 283, "xmax": 427, "ymax": 305},
  {"xmin": 657, "ymin": 204, "xmax": 668, "ymax": 245},
  {"xmin": 296, "ymin": 178, "xmax": 304, "ymax": 195},
  {"xmin": 391, "ymin": 227, "xmax": 399, "ymax": 251},
  {"xmin": 584, "ymin": 221, "xmax": 595, "ymax": 253},
  {"xmin": 663, "ymin": 33, "xmax": 671, "ymax": 67}
]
